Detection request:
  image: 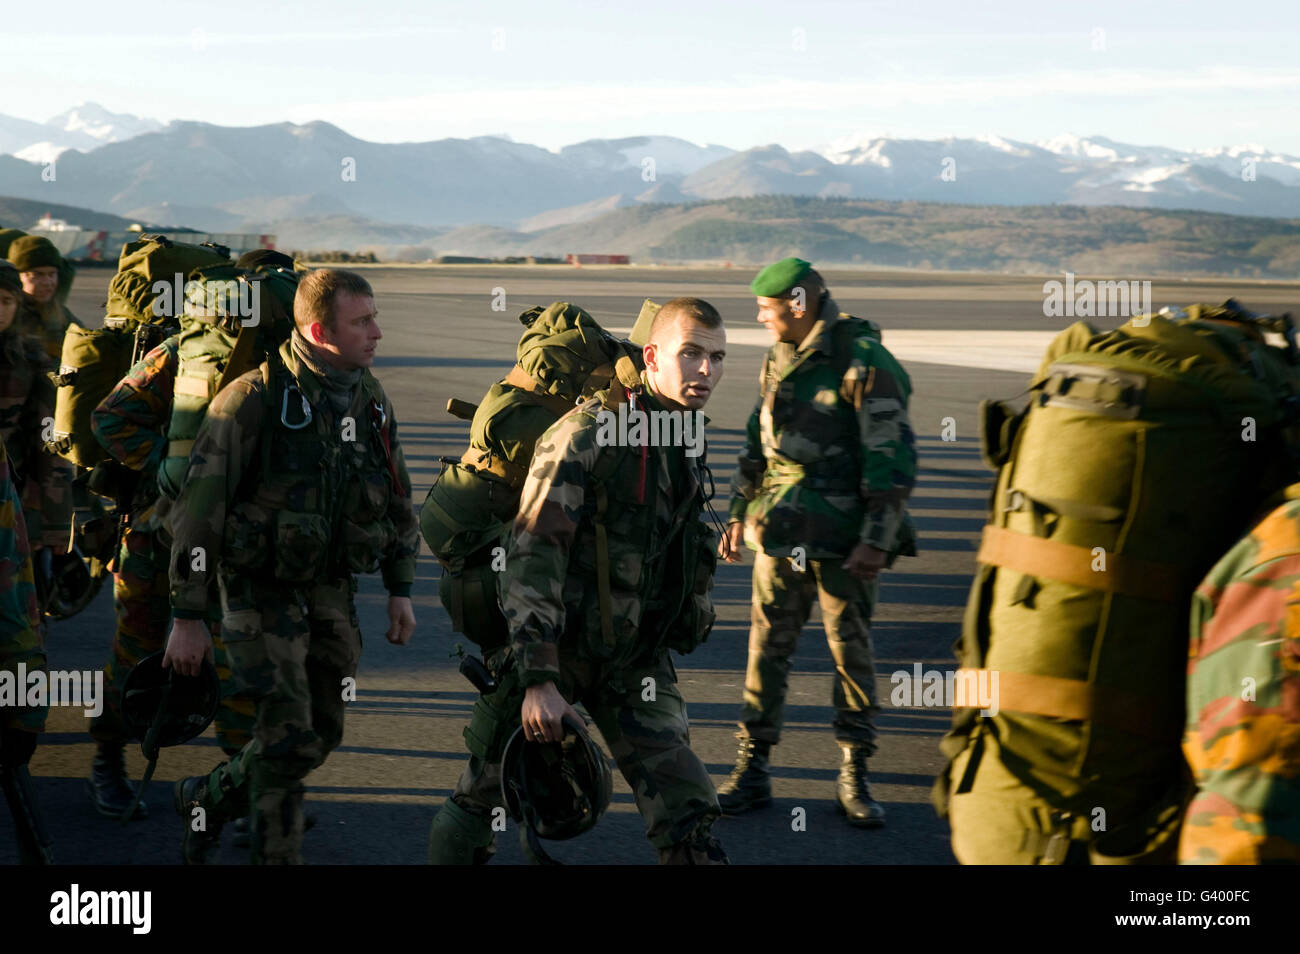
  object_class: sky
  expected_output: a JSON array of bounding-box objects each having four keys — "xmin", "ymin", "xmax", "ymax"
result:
[{"xmin": 3, "ymin": 0, "xmax": 1299, "ymax": 154}]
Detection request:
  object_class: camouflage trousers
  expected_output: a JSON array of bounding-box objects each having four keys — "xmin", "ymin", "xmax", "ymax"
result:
[
  {"xmin": 89, "ymin": 524, "xmax": 255, "ymax": 755},
  {"xmin": 739, "ymin": 552, "xmax": 880, "ymax": 750},
  {"xmin": 444, "ymin": 650, "xmax": 724, "ymax": 862},
  {"xmin": 215, "ymin": 572, "xmax": 362, "ymax": 864}
]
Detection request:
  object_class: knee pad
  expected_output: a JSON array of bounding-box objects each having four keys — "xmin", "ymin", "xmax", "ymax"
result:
[{"xmin": 428, "ymin": 797, "xmax": 497, "ymax": 865}]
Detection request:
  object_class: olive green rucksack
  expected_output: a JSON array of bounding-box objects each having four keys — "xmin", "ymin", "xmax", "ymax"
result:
[
  {"xmin": 936, "ymin": 300, "xmax": 1300, "ymax": 861},
  {"xmin": 155, "ymin": 263, "xmax": 297, "ymax": 500},
  {"xmin": 46, "ymin": 236, "xmax": 233, "ymax": 467},
  {"xmin": 420, "ymin": 301, "xmax": 650, "ymax": 649}
]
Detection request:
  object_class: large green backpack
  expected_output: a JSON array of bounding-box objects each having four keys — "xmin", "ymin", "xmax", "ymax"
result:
[
  {"xmin": 936, "ymin": 300, "xmax": 1300, "ymax": 859},
  {"xmin": 46, "ymin": 236, "xmax": 234, "ymax": 467},
  {"xmin": 420, "ymin": 301, "xmax": 648, "ymax": 648},
  {"xmin": 155, "ymin": 262, "xmax": 296, "ymax": 499}
]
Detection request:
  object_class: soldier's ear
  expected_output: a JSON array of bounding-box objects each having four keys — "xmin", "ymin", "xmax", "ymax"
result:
[
  {"xmin": 643, "ymin": 341, "xmax": 659, "ymax": 374},
  {"xmin": 307, "ymin": 321, "xmax": 331, "ymax": 346}
]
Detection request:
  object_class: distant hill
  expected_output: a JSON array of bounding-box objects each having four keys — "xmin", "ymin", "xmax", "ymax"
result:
[
  {"xmin": 435, "ymin": 196, "xmax": 1300, "ymax": 278},
  {"xmin": 0, "ymin": 195, "xmax": 140, "ymax": 232}
]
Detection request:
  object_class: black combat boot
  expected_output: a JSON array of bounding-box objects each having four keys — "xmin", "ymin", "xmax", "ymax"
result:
[
  {"xmin": 86, "ymin": 741, "xmax": 147, "ymax": 820},
  {"xmin": 716, "ymin": 737, "xmax": 772, "ymax": 815},
  {"xmin": 837, "ymin": 744, "xmax": 885, "ymax": 828},
  {"xmin": 175, "ymin": 775, "xmax": 223, "ymax": 865}
]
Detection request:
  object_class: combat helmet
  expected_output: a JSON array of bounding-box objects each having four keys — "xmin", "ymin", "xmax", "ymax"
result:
[{"xmin": 500, "ymin": 713, "xmax": 612, "ymax": 861}]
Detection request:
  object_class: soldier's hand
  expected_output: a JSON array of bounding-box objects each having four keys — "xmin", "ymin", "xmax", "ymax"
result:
[
  {"xmin": 718, "ymin": 521, "xmax": 746, "ymax": 563},
  {"xmin": 385, "ymin": 596, "xmax": 416, "ymax": 645},
  {"xmin": 163, "ymin": 618, "xmax": 214, "ymax": 677},
  {"xmin": 521, "ymin": 682, "xmax": 582, "ymax": 743},
  {"xmin": 842, "ymin": 543, "xmax": 888, "ymax": 581}
]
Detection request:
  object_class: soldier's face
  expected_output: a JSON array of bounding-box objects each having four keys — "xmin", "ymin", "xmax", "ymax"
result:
[
  {"xmin": 315, "ymin": 292, "xmax": 381, "ymax": 370},
  {"xmin": 644, "ymin": 316, "xmax": 726, "ymax": 411},
  {"xmin": 20, "ymin": 266, "xmax": 58, "ymax": 305},
  {"xmin": 756, "ymin": 295, "xmax": 813, "ymax": 344},
  {"xmin": 0, "ymin": 289, "xmax": 17, "ymax": 332}
]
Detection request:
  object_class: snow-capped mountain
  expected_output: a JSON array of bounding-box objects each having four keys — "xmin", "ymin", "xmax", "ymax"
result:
[{"xmin": 0, "ymin": 103, "xmax": 163, "ymax": 160}]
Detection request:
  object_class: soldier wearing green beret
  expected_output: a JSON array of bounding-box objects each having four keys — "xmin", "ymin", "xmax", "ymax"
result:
[{"xmin": 717, "ymin": 258, "xmax": 917, "ymax": 827}]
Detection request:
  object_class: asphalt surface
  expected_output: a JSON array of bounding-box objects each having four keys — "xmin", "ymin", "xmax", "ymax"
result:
[{"xmin": 6, "ymin": 265, "xmax": 1298, "ymax": 865}]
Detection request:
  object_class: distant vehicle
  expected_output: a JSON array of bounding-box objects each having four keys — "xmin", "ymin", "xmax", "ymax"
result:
[{"xmin": 566, "ymin": 253, "xmax": 629, "ymax": 265}]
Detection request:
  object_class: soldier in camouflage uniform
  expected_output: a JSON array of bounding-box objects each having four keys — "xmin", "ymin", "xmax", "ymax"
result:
[
  {"xmin": 7, "ymin": 235, "xmax": 82, "ymax": 365},
  {"xmin": 718, "ymin": 258, "xmax": 916, "ymax": 827},
  {"xmin": 165, "ymin": 269, "xmax": 418, "ymax": 864},
  {"xmin": 0, "ymin": 437, "xmax": 54, "ymax": 863},
  {"xmin": 427, "ymin": 298, "xmax": 729, "ymax": 865},
  {"xmin": 1180, "ymin": 485, "xmax": 1300, "ymax": 864},
  {"xmin": 0, "ymin": 262, "xmax": 72, "ymax": 557},
  {"xmin": 85, "ymin": 334, "xmax": 259, "ymax": 821}
]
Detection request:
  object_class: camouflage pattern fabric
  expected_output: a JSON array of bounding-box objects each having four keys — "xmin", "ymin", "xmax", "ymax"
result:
[
  {"xmin": 437, "ymin": 379, "xmax": 724, "ymax": 861},
  {"xmin": 89, "ymin": 338, "xmax": 255, "ymax": 752},
  {"xmin": 0, "ymin": 326, "xmax": 73, "ymax": 547},
  {"xmin": 1180, "ymin": 486, "xmax": 1300, "ymax": 864},
  {"xmin": 20, "ymin": 298, "xmax": 82, "ymax": 367},
  {"xmin": 167, "ymin": 342, "xmax": 417, "ymax": 863},
  {"xmin": 728, "ymin": 304, "xmax": 917, "ymax": 558},
  {"xmin": 741, "ymin": 552, "xmax": 881, "ymax": 748},
  {"xmin": 0, "ymin": 439, "xmax": 45, "ymax": 733}
]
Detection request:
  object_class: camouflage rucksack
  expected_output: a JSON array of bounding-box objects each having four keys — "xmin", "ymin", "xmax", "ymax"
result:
[
  {"xmin": 46, "ymin": 235, "xmax": 232, "ymax": 467},
  {"xmin": 420, "ymin": 301, "xmax": 651, "ymax": 649},
  {"xmin": 155, "ymin": 262, "xmax": 297, "ymax": 500},
  {"xmin": 937, "ymin": 299, "xmax": 1300, "ymax": 862}
]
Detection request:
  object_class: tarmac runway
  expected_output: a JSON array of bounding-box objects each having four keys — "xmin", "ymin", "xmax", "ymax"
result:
[{"xmin": 7, "ymin": 265, "xmax": 1298, "ymax": 865}]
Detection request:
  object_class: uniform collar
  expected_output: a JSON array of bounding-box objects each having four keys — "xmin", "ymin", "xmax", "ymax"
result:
[{"xmin": 794, "ymin": 294, "xmax": 845, "ymax": 356}]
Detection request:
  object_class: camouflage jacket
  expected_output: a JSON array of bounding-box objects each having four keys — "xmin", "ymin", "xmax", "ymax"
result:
[
  {"xmin": 728, "ymin": 304, "xmax": 917, "ymax": 558},
  {"xmin": 168, "ymin": 340, "xmax": 419, "ymax": 617},
  {"xmin": 0, "ymin": 326, "xmax": 72, "ymax": 547},
  {"xmin": 0, "ymin": 439, "xmax": 46, "ymax": 732},
  {"xmin": 20, "ymin": 298, "xmax": 82, "ymax": 366},
  {"xmin": 503, "ymin": 378, "xmax": 717, "ymax": 689},
  {"xmin": 91, "ymin": 336, "xmax": 180, "ymax": 533},
  {"xmin": 1180, "ymin": 485, "xmax": 1300, "ymax": 864}
]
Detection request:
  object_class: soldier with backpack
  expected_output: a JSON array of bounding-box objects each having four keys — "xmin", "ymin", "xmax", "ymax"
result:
[
  {"xmin": 84, "ymin": 246, "xmax": 298, "ymax": 823},
  {"xmin": 716, "ymin": 258, "xmax": 917, "ymax": 828},
  {"xmin": 0, "ymin": 262, "xmax": 72, "ymax": 565},
  {"xmin": 164, "ymin": 268, "xmax": 418, "ymax": 865},
  {"xmin": 426, "ymin": 296, "xmax": 729, "ymax": 865}
]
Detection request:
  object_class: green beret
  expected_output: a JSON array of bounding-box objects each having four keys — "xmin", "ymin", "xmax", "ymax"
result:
[
  {"xmin": 0, "ymin": 261, "xmax": 21, "ymax": 294},
  {"xmin": 8, "ymin": 235, "xmax": 62, "ymax": 272},
  {"xmin": 750, "ymin": 257, "xmax": 813, "ymax": 297}
]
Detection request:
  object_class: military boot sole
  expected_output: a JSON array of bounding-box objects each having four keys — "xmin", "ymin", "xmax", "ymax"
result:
[
  {"xmin": 85, "ymin": 779, "xmax": 148, "ymax": 820},
  {"xmin": 837, "ymin": 800, "xmax": 886, "ymax": 829},
  {"xmin": 717, "ymin": 792, "xmax": 773, "ymax": 816}
]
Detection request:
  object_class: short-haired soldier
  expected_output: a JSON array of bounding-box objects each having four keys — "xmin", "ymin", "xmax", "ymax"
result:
[{"xmin": 164, "ymin": 268, "xmax": 418, "ymax": 864}]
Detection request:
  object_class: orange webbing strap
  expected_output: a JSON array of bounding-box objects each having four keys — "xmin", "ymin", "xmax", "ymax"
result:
[
  {"xmin": 977, "ymin": 525, "xmax": 1182, "ymax": 603},
  {"xmin": 952, "ymin": 669, "xmax": 1178, "ymax": 741},
  {"xmin": 503, "ymin": 364, "xmax": 576, "ymax": 416}
]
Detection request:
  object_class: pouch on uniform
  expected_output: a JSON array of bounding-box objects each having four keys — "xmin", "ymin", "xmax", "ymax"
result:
[
  {"xmin": 935, "ymin": 302, "xmax": 1300, "ymax": 856},
  {"xmin": 420, "ymin": 301, "xmax": 647, "ymax": 649},
  {"xmin": 272, "ymin": 510, "xmax": 330, "ymax": 583}
]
